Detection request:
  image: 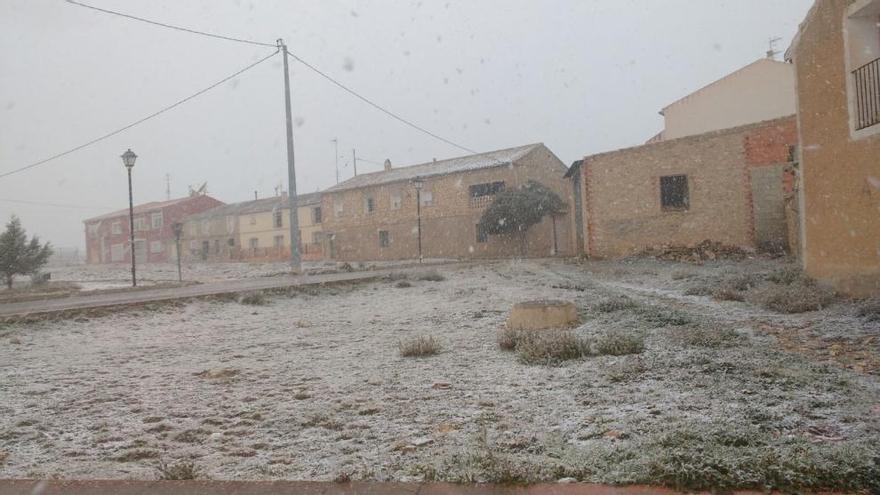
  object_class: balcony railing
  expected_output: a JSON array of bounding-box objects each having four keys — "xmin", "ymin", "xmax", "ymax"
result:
[{"xmin": 853, "ymin": 57, "xmax": 880, "ymax": 131}]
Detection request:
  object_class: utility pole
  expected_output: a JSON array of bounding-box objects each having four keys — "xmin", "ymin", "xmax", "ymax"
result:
[
  {"xmin": 278, "ymin": 39, "xmax": 301, "ymax": 273},
  {"xmin": 332, "ymin": 138, "xmax": 339, "ymax": 184},
  {"xmin": 352, "ymin": 149, "xmax": 357, "ymax": 176},
  {"xmin": 165, "ymin": 173, "xmax": 171, "ymax": 200}
]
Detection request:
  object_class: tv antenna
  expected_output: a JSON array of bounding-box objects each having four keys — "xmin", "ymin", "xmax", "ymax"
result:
[{"xmin": 766, "ymin": 36, "xmax": 782, "ymax": 59}]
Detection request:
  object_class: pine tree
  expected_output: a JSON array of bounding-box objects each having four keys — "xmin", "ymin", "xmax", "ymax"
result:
[
  {"xmin": 478, "ymin": 181, "xmax": 567, "ymax": 256},
  {"xmin": 0, "ymin": 215, "xmax": 53, "ymax": 289}
]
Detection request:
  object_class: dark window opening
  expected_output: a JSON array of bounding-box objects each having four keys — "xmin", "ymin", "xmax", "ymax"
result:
[
  {"xmin": 378, "ymin": 230, "xmax": 390, "ymax": 247},
  {"xmin": 273, "ymin": 210, "xmax": 283, "ymax": 228},
  {"xmin": 660, "ymin": 175, "xmax": 689, "ymax": 210},
  {"xmin": 227, "ymin": 238, "xmax": 235, "ymax": 247},
  {"xmin": 313, "ymin": 207, "xmax": 322, "ymax": 224},
  {"xmin": 469, "ymin": 181, "xmax": 505, "ymax": 198},
  {"xmin": 366, "ymin": 197, "xmax": 376, "ymax": 214},
  {"xmin": 476, "ymin": 224, "xmax": 488, "ymax": 243}
]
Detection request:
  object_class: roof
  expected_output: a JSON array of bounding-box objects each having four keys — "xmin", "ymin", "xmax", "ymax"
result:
[
  {"xmin": 84, "ymin": 196, "xmax": 219, "ymax": 223},
  {"xmin": 325, "ymin": 143, "xmax": 543, "ymax": 193},
  {"xmin": 563, "ymin": 160, "xmax": 583, "ymax": 179},
  {"xmin": 184, "ymin": 192, "xmax": 321, "ymax": 222},
  {"xmin": 660, "ymin": 58, "xmax": 793, "ymax": 115}
]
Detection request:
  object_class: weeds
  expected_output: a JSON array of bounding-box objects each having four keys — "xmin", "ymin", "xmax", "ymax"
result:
[
  {"xmin": 748, "ymin": 279, "xmax": 835, "ymax": 313},
  {"xmin": 684, "ymin": 285, "xmax": 713, "ymax": 296},
  {"xmin": 398, "ymin": 335, "xmax": 442, "ymax": 357},
  {"xmin": 395, "ymin": 280, "xmax": 412, "ymax": 288},
  {"xmin": 515, "ymin": 330, "xmax": 590, "ymax": 366},
  {"xmin": 595, "ymin": 329, "xmax": 645, "ymax": 356},
  {"xmin": 856, "ymin": 298, "xmax": 880, "ymax": 322},
  {"xmin": 155, "ymin": 459, "xmax": 201, "ymax": 480},
  {"xmin": 603, "ymin": 356, "xmax": 648, "ymax": 383},
  {"xmin": 238, "ymin": 292, "xmax": 268, "ymax": 306},
  {"xmin": 595, "ymin": 296, "xmax": 638, "ymax": 313},
  {"xmin": 670, "ymin": 325, "xmax": 743, "ymax": 348},
  {"xmin": 417, "ymin": 270, "xmax": 446, "ymax": 282},
  {"xmin": 496, "ymin": 327, "xmax": 525, "ymax": 351},
  {"xmin": 637, "ymin": 306, "xmax": 692, "ymax": 327}
]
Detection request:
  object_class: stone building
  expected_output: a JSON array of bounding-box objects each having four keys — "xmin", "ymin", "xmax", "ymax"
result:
[
  {"xmin": 568, "ymin": 117, "xmax": 797, "ymax": 258},
  {"xmin": 181, "ymin": 192, "xmax": 323, "ymax": 262},
  {"xmin": 319, "ymin": 144, "xmax": 573, "ymax": 261},
  {"xmin": 648, "ymin": 58, "xmax": 796, "ymax": 142},
  {"xmin": 83, "ymin": 195, "xmax": 223, "ymax": 264},
  {"xmin": 786, "ymin": 0, "xmax": 880, "ymax": 296}
]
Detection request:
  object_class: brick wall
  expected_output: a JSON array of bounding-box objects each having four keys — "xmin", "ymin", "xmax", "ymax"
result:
[{"xmin": 579, "ymin": 117, "xmax": 795, "ymax": 258}]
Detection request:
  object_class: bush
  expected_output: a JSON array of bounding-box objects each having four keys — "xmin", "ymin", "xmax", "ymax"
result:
[
  {"xmin": 595, "ymin": 296, "xmax": 638, "ymax": 313},
  {"xmin": 856, "ymin": 298, "xmax": 880, "ymax": 322},
  {"xmin": 395, "ymin": 280, "xmax": 412, "ymax": 288},
  {"xmin": 603, "ymin": 356, "xmax": 648, "ymax": 383},
  {"xmin": 766, "ymin": 266, "xmax": 804, "ymax": 285},
  {"xmin": 684, "ymin": 285, "xmax": 713, "ymax": 296},
  {"xmin": 417, "ymin": 270, "xmax": 446, "ymax": 282},
  {"xmin": 637, "ymin": 306, "xmax": 692, "ymax": 327},
  {"xmin": 497, "ymin": 327, "xmax": 525, "ymax": 351},
  {"xmin": 595, "ymin": 329, "xmax": 645, "ymax": 356},
  {"xmin": 711, "ymin": 273, "xmax": 763, "ymax": 302},
  {"xmin": 155, "ymin": 459, "xmax": 201, "ymax": 480},
  {"xmin": 748, "ymin": 279, "xmax": 835, "ymax": 313},
  {"xmin": 670, "ymin": 325, "xmax": 743, "ymax": 348},
  {"xmin": 238, "ymin": 292, "xmax": 267, "ymax": 306},
  {"xmin": 515, "ymin": 330, "xmax": 590, "ymax": 366},
  {"xmin": 399, "ymin": 335, "xmax": 442, "ymax": 357}
]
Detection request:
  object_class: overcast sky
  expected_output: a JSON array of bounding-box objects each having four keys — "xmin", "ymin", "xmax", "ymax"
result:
[{"xmin": 0, "ymin": 0, "xmax": 813, "ymax": 249}]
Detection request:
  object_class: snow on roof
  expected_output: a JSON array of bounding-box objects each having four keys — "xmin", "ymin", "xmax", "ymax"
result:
[
  {"xmin": 185, "ymin": 192, "xmax": 321, "ymax": 222},
  {"xmin": 84, "ymin": 196, "xmax": 218, "ymax": 223},
  {"xmin": 325, "ymin": 143, "xmax": 543, "ymax": 193}
]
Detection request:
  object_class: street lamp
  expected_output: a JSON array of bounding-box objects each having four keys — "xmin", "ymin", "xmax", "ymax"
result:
[
  {"xmin": 172, "ymin": 222, "xmax": 183, "ymax": 283},
  {"xmin": 412, "ymin": 177, "xmax": 424, "ymax": 264},
  {"xmin": 121, "ymin": 149, "xmax": 137, "ymax": 287}
]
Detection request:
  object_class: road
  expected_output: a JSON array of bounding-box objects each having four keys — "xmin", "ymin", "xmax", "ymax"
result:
[{"xmin": 0, "ymin": 268, "xmax": 399, "ymax": 318}]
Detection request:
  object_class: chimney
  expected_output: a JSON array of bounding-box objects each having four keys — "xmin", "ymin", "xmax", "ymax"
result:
[
  {"xmin": 384, "ymin": 158, "xmax": 392, "ymax": 171},
  {"xmin": 433, "ymin": 158, "xmax": 437, "ymax": 164},
  {"xmin": 254, "ymin": 190, "xmax": 258, "ymax": 200}
]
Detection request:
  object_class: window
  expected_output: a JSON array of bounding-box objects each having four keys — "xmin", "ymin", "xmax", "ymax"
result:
[
  {"xmin": 134, "ymin": 216, "xmax": 148, "ymax": 231},
  {"xmin": 845, "ymin": 1, "xmax": 880, "ymax": 134},
  {"xmin": 189, "ymin": 240, "xmax": 198, "ymax": 250},
  {"xmin": 312, "ymin": 207, "xmax": 322, "ymax": 224},
  {"xmin": 469, "ymin": 181, "xmax": 505, "ymax": 208},
  {"xmin": 189, "ymin": 223, "xmax": 198, "ymax": 236},
  {"xmin": 274, "ymin": 235, "xmax": 284, "ymax": 248},
  {"xmin": 214, "ymin": 239, "xmax": 220, "ymax": 254},
  {"xmin": 378, "ymin": 230, "xmax": 390, "ymax": 247},
  {"xmin": 201, "ymin": 220, "xmax": 210, "ymax": 235},
  {"xmin": 227, "ymin": 238, "xmax": 235, "ymax": 247},
  {"xmin": 476, "ymin": 223, "xmax": 488, "ymax": 243},
  {"xmin": 249, "ymin": 238, "xmax": 259, "ymax": 249},
  {"xmin": 334, "ymin": 201, "xmax": 344, "ymax": 218},
  {"xmin": 420, "ymin": 191, "xmax": 434, "ymax": 207},
  {"xmin": 273, "ymin": 209, "xmax": 283, "ymax": 228},
  {"xmin": 249, "ymin": 216, "xmax": 257, "ymax": 225},
  {"xmin": 110, "ymin": 243, "xmax": 124, "ymax": 262},
  {"xmin": 312, "ymin": 231, "xmax": 323, "ymax": 244},
  {"xmin": 87, "ymin": 223, "xmax": 99, "ymax": 237},
  {"xmin": 150, "ymin": 240, "xmax": 163, "ymax": 253},
  {"xmin": 390, "ymin": 192, "xmax": 402, "ymax": 210},
  {"xmin": 660, "ymin": 175, "xmax": 689, "ymax": 210},
  {"xmin": 151, "ymin": 212, "xmax": 163, "ymax": 229},
  {"xmin": 365, "ymin": 196, "xmax": 376, "ymax": 214},
  {"xmin": 112, "ymin": 222, "xmax": 121, "ymax": 235},
  {"xmin": 225, "ymin": 216, "xmax": 235, "ymax": 234}
]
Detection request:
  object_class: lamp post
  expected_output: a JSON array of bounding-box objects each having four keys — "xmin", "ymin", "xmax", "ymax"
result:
[
  {"xmin": 172, "ymin": 222, "xmax": 183, "ymax": 283},
  {"xmin": 412, "ymin": 177, "xmax": 424, "ymax": 263},
  {"xmin": 121, "ymin": 149, "xmax": 137, "ymax": 287}
]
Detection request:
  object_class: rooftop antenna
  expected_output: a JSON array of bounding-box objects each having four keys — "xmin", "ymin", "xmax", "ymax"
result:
[
  {"xmin": 766, "ymin": 36, "xmax": 782, "ymax": 60},
  {"xmin": 165, "ymin": 173, "xmax": 171, "ymax": 200}
]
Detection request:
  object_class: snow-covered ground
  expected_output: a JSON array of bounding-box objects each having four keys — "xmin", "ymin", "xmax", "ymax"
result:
[{"xmin": 1, "ymin": 258, "xmax": 877, "ymax": 487}]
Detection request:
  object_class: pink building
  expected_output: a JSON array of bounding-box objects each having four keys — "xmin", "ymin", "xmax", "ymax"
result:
[{"xmin": 84, "ymin": 195, "xmax": 224, "ymax": 264}]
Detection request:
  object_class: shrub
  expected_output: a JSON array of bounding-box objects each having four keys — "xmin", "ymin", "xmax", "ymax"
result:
[
  {"xmin": 684, "ymin": 285, "xmax": 713, "ymax": 296},
  {"xmin": 515, "ymin": 330, "xmax": 590, "ymax": 366},
  {"xmin": 603, "ymin": 356, "xmax": 648, "ymax": 383},
  {"xmin": 395, "ymin": 280, "xmax": 412, "ymax": 288},
  {"xmin": 399, "ymin": 335, "xmax": 442, "ymax": 357},
  {"xmin": 856, "ymin": 298, "xmax": 880, "ymax": 322},
  {"xmin": 670, "ymin": 325, "xmax": 743, "ymax": 348},
  {"xmin": 155, "ymin": 459, "xmax": 201, "ymax": 480},
  {"xmin": 238, "ymin": 292, "xmax": 267, "ymax": 306},
  {"xmin": 748, "ymin": 279, "xmax": 835, "ymax": 313},
  {"xmin": 497, "ymin": 327, "xmax": 525, "ymax": 351},
  {"xmin": 417, "ymin": 270, "xmax": 446, "ymax": 282},
  {"xmin": 766, "ymin": 266, "xmax": 804, "ymax": 285},
  {"xmin": 637, "ymin": 306, "xmax": 692, "ymax": 326},
  {"xmin": 595, "ymin": 329, "xmax": 645, "ymax": 356},
  {"xmin": 595, "ymin": 296, "xmax": 638, "ymax": 313}
]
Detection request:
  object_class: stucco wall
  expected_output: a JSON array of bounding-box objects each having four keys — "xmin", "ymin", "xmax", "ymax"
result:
[
  {"xmin": 663, "ymin": 59, "xmax": 796, "ymax": 140},
  {"xmin": 791, "ymin": 0, "xmax": 880, "ymax": 296}
]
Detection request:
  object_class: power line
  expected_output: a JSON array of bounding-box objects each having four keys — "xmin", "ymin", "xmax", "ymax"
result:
[
  {"xmin": 0, "ymin": 49, "xmax": 279, "ymax": 180},
  {"xmin": 286, "ymin": 52, "xmax": 479, "ymax": 155},
  {"xmin": 65, "ymin": 0, "xmax": 276, "ymax": 48},
  {"xmin": 0, "ymin": 198, "xmax": 115, "ymax": 210}
]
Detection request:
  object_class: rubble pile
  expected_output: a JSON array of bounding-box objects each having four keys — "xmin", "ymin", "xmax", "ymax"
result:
[{"xmin": 639, "ymin": 239, "xmax": 752, "ymax": 263}]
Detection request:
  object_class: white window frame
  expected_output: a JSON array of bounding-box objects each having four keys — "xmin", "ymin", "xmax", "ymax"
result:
[
  {"xmin": 133, "ymin": 216, "xmax": 148, "ymax": 232},
  {"xmin": 334, "ymin": 201, "xmax": 344, "ymax": 218},
  {"xmin": 420, "ymin": 190, "xmax": 434, "ymax": 207},
  {"xmin": 151, "ymin": 212, "xmax": 164, "ymax": 230},
  {"xmin": 110, "ymin": 243, "xmax": 124, "ymax": 262},
  {"xmin": 150, "ymin": 240, "xmax": 163, "ymax": 253},
  {"xmin": 111, "ymin": 222, "xmax": 121, "ymax": 235},
  {"xmin": 390, "ymin": 192, "xmax": 402, "ymax": 210},
  {"xmin": 843, "ymin": 0, "xmax": 880, "ymax": 139}
]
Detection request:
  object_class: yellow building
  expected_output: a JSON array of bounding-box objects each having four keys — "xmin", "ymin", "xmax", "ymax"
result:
[{"xmin": 181, "ymin": 192, "xmax": 323, "ymax": 262}]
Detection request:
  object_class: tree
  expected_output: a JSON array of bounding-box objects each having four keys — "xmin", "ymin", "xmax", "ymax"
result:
[
  {"xmin": 0, "ymin": 215, "xmax": 52, "ymax": 289},
  {"xmin": 478, "ymin": 181, "xmax": 567, "ymax": 256}
]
